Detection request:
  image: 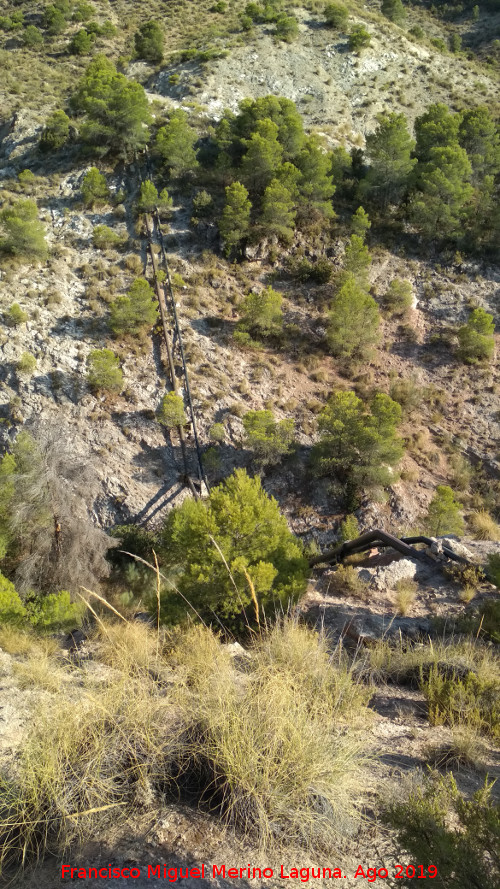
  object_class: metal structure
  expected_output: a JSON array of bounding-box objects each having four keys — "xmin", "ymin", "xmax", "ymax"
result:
[
  {"xmin": 309, "ymin": 529, "xmax": 471, "ymax": 567},
  {"xmin": 138, "ymin": 154, "xmax": 208, "ymax": 499}
]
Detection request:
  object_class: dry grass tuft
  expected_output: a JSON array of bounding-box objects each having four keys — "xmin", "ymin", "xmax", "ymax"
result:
[
  {"xmin": 467, "ymin": 510, "xmax": 500, "ymax": 541},
  {"xmin": 424, "ymin": 727, "xmax": 487, "ymax": 771},
  {"xmin": 393, "ymin": 579, "xmax": 418, "ymax": 616},
  {"xmin": 0, "ymin": 620, "xmax": 371, "ymax": 874}
]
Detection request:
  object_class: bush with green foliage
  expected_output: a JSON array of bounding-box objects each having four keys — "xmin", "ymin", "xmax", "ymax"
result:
[
  {"xmin": 351, "ymin": 206, "xmax": 370, "ymax": 238},
  {"xmin": 156, "ymin": 110, "xmax": 198, "ymax": 177},
  {"xmin": 0, "ymin": 200, "xmax": 47, "ymax": 261},
  {"xmin": 136, "ymin": 180, "xmax": 158, "ymax": 214},
  {"xmin": 81, "ymin": 167, "xmax": 110, "ymax": 208},
  {"xmin": 381, "ymin": 0, "xmax": 405, "ymax": 23},
  {"xmin": 457, "ymin": 307, "xmax": 495, "ymax": 364},
  {"xmin": 43, "ymin": 4, "xmax": 68, "ymax": 35},
  {"xmin": 70, "ymin": 56, "xmax": 151, "ymax": 156},
  {"xmin": 23, "ymin": 25, "xmax": 43, "ymax": 48},
  {"xmin": 339, "ymin": 514, "xmax": 360, "ymax": 542},
  {"xmin": 69, "ymin": 28, "xmax": 94, "ymax": 55},
  {"xmin": 0, "ymin": 572, "xmax": 26, "ymax": 624},
  {"xmin": 25, "ymin": 590, "xmax": 84, "ymax": 631},
  {"xmin": 324, "ymin": 2, "xmax": 349, "ymax": 29},
  {"xmin": 134, "ymin": 20, "xmax": 164, "ymax": 62},
  {"xmin": 209, "ymin": 423, "xmax": 225, "ymax": 443},
  {"xmin": 92, "ymin": 224, "xmax": 122, "ymax": 250},
  {"xmin": 361, "ymin": 112, "xmax": 416, "ymax": 206},
  {"xmin": 274, "ymin": 13, "xmax": 298, "ymax": 41},
  {"xmin": 425, "ymin": 485, "xmax": 464, "ymax": 536},
  {"xmin": 258, "ymin": 178, "xmax": 296, "ymax": 243},
  {"xmin": 410, "ymin": 145, "xmax": 473, "ymax": 240},
  {"xmin": 383, "ymin": 278, "xmax": 413, "ymax": 315},
  {"xmin": 17, "ymin": 352, "xmax": 37, "ymax": 376},
  {"xmin": 327, "ymin": 273, "xmax": 380, "ymax": 363},
  {"xmin": 414, "ymin": 103, "xmax": 461, "ymax": 164},
  {"xmin": 348, "ymin": 25, "xmax": 371, "ymax": 51},
  {"xmin": 313, "ymin": 390, "xmax": 404, "ymax": 500},
  {"xmin": 238, "ymin": 286, "xmax": 283, "ymax": 338},
  {"xmin": 5, "ymin": 304, "xmax": 28, "ymax": 327},
  {"xmin": 219, "ymin": 182, "xmax": 252, "ymax": 256},
  {"xmin": 487, "ymin": 553, "xmax": 500, "ymax": 588},
  {"xmin": 86, "ymin": 349, "xmax": 123, "ymax": 393},
  {"xmin": 386, "ymin": 774, "xmax": 500, "ymax": 889},
  {"xmin": 159, "ymin": 469, "xmax": 308, "ymax": 629},
  {"xmin": 110, "ymin": 278, "xmax": 157, "ymax": 338},
  {"xmin": 422, "ymin": 663, "xmax": 499, "ymax": 740},
  {"xmin": 73, "ymin": 2, "xmax": 95, "ymax": 22},
  {"xmin": 40, "ymin": 110, "xmax": 71, "ymax": 152},
  {"xmin": 243, "ymin": 410, "xmax": 295, "ymax": 467},
  {"xmin": 157, "ymin": 392, "xmax": 187, "ymax": 428},
  {"xmin": 343, "ymin": 233, "xmax": 371, "ymax": 284}
]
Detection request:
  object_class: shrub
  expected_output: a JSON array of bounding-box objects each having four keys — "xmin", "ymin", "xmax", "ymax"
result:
[
  {"xmin": 136, "ymin": 180, "xmax": 158, "ymax": 214},
  {"xmin": 487, "ymin": 553, "xmax": 500, "ymax": 587},
  {"xmin": 381, "ymin": 0, "xmax": 405, "ymax": 23},
  {"xmin": 69, "ymin": 28, "xmax": 94, "ymax": 55},
  {"xmin": 0, "ymin": 200, "xmax": 47, "ymax": 260},
  {"xmin": 73, "ymin": 2, "xmax": 95, "ymax": 22},
  {"xmin": 40, "ymin": 110, "xmax": 71, "ymax": 152},
  {"xmin": 0, "ymin": 572, "xmax": 26, "ymax": 624},
  {"xmin": 86, "ymin": 349, "xmax": 123, "ymax": 393},
  {"xmin": 81, "ymin": 168, "xmax": 110, "ymax": 208},
  {"xmin": 274, "ymin": 14, "xmax": 299, "ymax": 42},
  {"xmin": 92, "ymin": 224, "xmax": 122, "ymax": 250},
  {"xmin": 339, "ymin": 514, "xmax": 360, "ymax": 542},
  {"xmin": 313, "ymin": 391, "xmax": 404, "ymax": 501},
  {"xmin": 209, "ymin": 423, "xmax": 225, "ymax": 443},
  {"xmin": 157, "ymin": 392, "xmax": 187, "ymax": 428},
  {"xmin": 5, "ymin": 303, "xmax": 28, "ymax": 326},
  {"xmin": 457, "ymin": 308, "xmax": 495, "ymax": 364},
  {"xmin": 243, "ymin": 409, "xmax": 295, "ymax": 467},
  {"xmin": 23, "ymin": 25, "xmax": 43, "ymax": 48},
  {"xmin": 110, "ymin": 278, "xmax": 157, "ymax": 337},
  {"xmin": 156, "ymin": 110, "xmax": 198, "ymax": 177},
  {"xmin": 219, "ymin": 182, "xmax": 251, "ymax": 256},
  {"xmin": 25, "ymin": 591, "xmax": 84, "ymax": 631},
  {"xmin": 385, "ymin": 774, "xmax": 500, "ymax": 889},
  {"xmin": 468, "ymin": 510, "xmax": 500, "ymax": 541},
  {"xmin": 425, "ymin": 485, "xmax": 464, "ymax": 536},
  {"xmin": 327, "ymin": 564, "xmax": 369, "ymax": 600},
  {"xmin": 348, "ymin": 25, "xmax": 371, "ymax": 51},
  {"xmin": 327, "ymin": 274, "xmax": 380, "ymax": 363},
  {"xmin": 383, "ymin": 278, "xmax": 413, "ymax": 315},
  {"xmin": 238, "ymin": 286, "xmax": 283, "ymax": 338},
  {"xmin": 17, "ymin": 352, "xmax": 37, "ymax": 376},
  {"xmin": 134, "ymin": 20, "xmax": 164, "ymax": 62},
  {"xmin": 421, "ymin": 664, "xmax": 499, "ymax": 740},
  {"xmin": 394, "ymin": 578, "xmax": 418, "ymax": 615},
  {"xmin": 42, "ymin": 5, "xmax": 67, "ymax": 35},
  {"xmin": 324, "ymin": 2, "xmax": 348, "ymax": 29},
  {"xmin": 159, "ymin": 469, "xmax": 309, "ymax": 631}
]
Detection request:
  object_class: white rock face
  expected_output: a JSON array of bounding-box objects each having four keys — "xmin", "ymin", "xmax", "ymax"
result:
[{"xmin": 358, "ymin": 558, "xmax": 418, "ymax": 591}]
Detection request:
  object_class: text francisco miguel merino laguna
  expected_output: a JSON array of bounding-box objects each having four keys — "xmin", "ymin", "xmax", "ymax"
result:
[{"xmin": 61, "ymin": 864, "xmax": 353, "ymax": 881}]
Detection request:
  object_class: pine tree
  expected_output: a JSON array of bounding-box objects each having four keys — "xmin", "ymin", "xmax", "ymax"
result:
[
  {"xmin": 296, "ymin": 135, "xmax": 335, "ymax": 218},
  {"xmin": 362, "ymin": 113, "xmax": 416, "ymax": 206},
  {"xmin": 242, "ymin": 118, "xmax": 283, "ymax": 195},
  {"xmin": 458, "ymin": 105, "xmax": 500, "ymax": 183},
  {"xmin": 70, "ymin": 56, "xmax": 151, "ymax": 156},
  {"xmin": 327, "ymin": 273, "xmax": 379, "ymax": 362},
  {"xmin": 425, "ymin": 486, "xmax": 464, "ymax": 536},
  {"xmin": 86, "ymin": 349, "xmax": 123, "ymax": 393},
  {"xmin": 243, "ymin": 410, "xmax": 295, "ymax": 467},
  {"xmin": 381, "ymin": 0, "xmax": 405, "ymax": 23},
  {"xmin": 134, "ymin": 20, "xmax": 164, "ymax": 62},
  {"xmin": 156, "ymin": 110, "xmax": 198, "ymax": 177},
  {"xmin": 258, "ymin": 178, "xmax": 296, "ymax": 243},
  {"xmin": 40, "ymin": 110, "xmax": 71, "ymax": 152},
  {"xmin": 414, "ymin": 103, "xmax": 461, "ymax": 163},
  {"xmin": 219, "ymin": 182, "xmax": 252, "ymax": 256},
  {"xmin": 81, "ymin": 167, "xmax": 110, "ymax": 207},
  {"xmin": 136, "ymin": 180, "xmax": 158, "ymax": 214},
  {"xmin": 351, "ymin": 206, "xmax": 371, "ymax": 238},
  {"xmin": 457, "ymin": 308, "xmax": 495, "ymax": 363},
  {"xmin": 410, "ymin": 145, "xmax": 473, "ymax": 240},
  {"xmin": 343, "ymin": 234, "xmax": 371, "ymax": 284},
  {"xmin": 313, "ymin": 390, "xmax": 403, "ymax": 497},
  {"xmin": 0, "ymin": 200, "xmax": 47, "ymax": 260},
  {"xmin": 110, "ymin": 278, "xmax": 157, "ymax": 338},
  {"xmin": 238, "ymin": 286, "xmax": 283, "ymax": 337},
  {"xmin": 157, "ymin": 392, "xmax": 187, "ymax": 428},
  {"xmin": 159, "ymin": 468, "xmax": 308, "ymax": 630}
]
